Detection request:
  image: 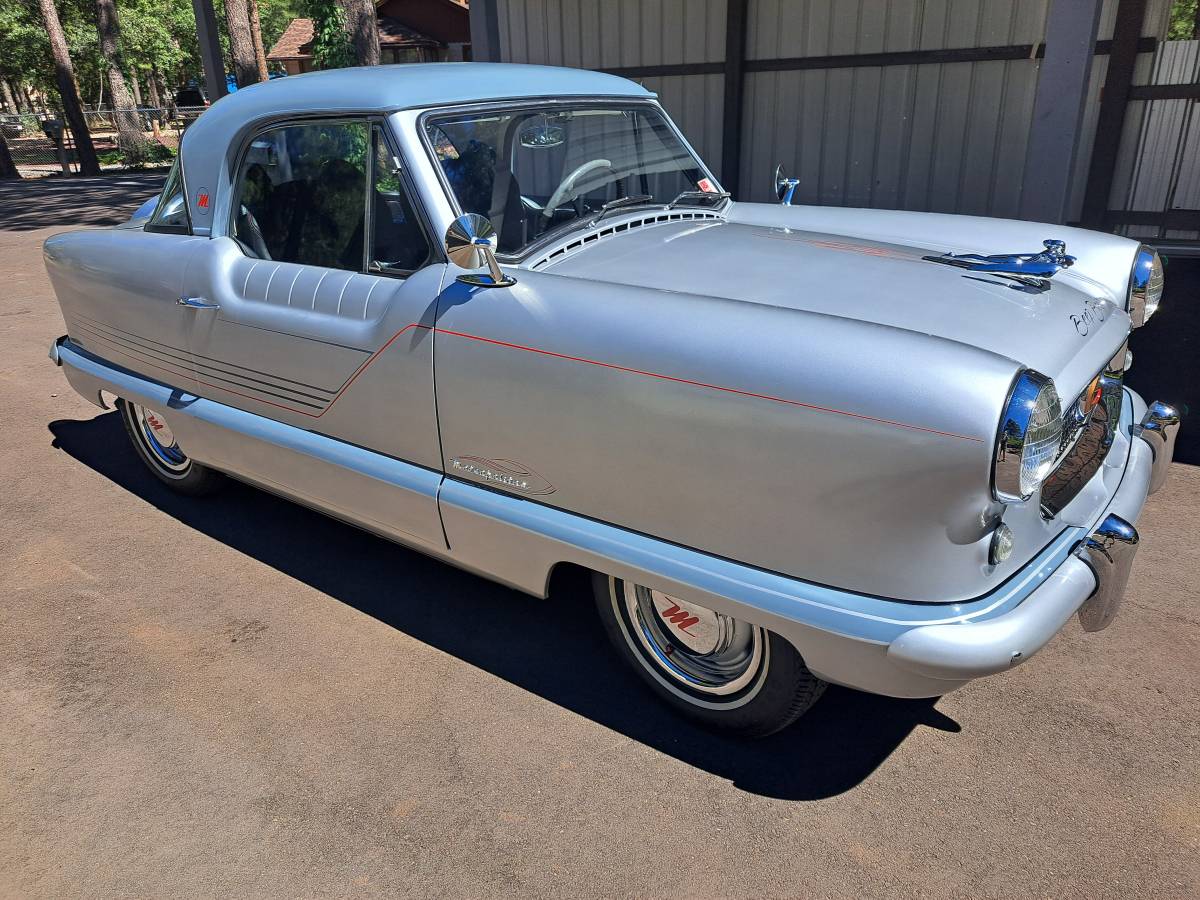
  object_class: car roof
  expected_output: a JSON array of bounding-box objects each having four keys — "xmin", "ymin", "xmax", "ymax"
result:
[{"xmin": 178, "ymin": 63, "xmax": 654, "ymax": 231}]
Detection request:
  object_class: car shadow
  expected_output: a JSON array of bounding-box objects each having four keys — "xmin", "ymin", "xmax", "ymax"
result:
[{"xmin": 48, "ymin": 411, "xmax": 960, "ymax": 801}]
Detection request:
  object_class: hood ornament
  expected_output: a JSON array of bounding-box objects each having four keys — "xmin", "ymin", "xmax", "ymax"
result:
[
  {"xmin": 774, "ymin": 163, "xmax": 800, "ymax": 206},
  {"xmin": 923, "ymin": 239, "xmax": 1076, "ymax": 289}
]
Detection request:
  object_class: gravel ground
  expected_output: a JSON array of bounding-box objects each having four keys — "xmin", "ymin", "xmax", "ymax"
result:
[{"xmin": 1, "ymin": 175, "xmax": 1198, "ymax": 899}]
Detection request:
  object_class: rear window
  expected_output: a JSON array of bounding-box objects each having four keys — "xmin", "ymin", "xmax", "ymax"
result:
[{"xmin": 146, "ymin": 158, "xmax": 191, "ymax": 234}]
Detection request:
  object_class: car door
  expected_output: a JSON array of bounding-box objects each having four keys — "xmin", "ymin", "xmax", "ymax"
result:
[{"xmin": 178, "ymin": 119, "xmax": 448, "ymax": 549}]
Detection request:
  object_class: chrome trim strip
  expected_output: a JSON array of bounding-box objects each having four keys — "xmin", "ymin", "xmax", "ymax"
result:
[
  {"xmin": 439, "ymin": 476, "xmax": 1086, "ymax": 645},
  {"xmin": 55, "ymin": 339, "xmax": 442, "ymax": 506}
]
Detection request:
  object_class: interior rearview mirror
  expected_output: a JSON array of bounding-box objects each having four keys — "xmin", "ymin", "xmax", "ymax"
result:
[
  {"xmin": 444, "ymin": 213, "xmax": 517, "ymax": 288},
  {"xmin": 519, "ymin": 123, "xmax": 566, "ymax": 148}
]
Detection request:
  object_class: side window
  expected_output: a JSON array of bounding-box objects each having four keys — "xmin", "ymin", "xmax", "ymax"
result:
[
  {"xmin": 232, "ymin": 120, "xmax": 369, "ymax": 270},
  {"xmin": 146, "ymin": 158, "xmax": 191, "ymax": 234},
  {"xmin": 368, "ymin": 127, "xmax": 432, "ymax": 274}
]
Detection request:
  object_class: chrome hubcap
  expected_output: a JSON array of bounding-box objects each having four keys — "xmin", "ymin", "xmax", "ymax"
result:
[
  {"xmin": 131, "ymin": 403, "xmax": 188, "ymax": 472},
  {"xmin": 623, "ymin": 583, "xmax": 764, "ymax": 696}
]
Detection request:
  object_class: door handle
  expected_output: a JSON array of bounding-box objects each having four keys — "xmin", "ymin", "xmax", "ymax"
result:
[{"xmin": 177, "ymin": 296, "xmax": 219, "ymax": 310}]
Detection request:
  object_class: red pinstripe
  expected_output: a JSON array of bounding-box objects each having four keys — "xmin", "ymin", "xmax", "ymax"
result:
[
  {"xmin": 166, "ymin": 320, "xmax": 982, "ymax": 442},
  {"xmin": 434, "ymin": 328, "xmax": 985, "ymax": 443}
]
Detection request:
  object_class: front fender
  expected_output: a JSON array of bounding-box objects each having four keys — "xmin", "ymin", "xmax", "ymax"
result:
[{"xmin": 434, "ymin": 270, "xmax": 1024, "ymax": 603}]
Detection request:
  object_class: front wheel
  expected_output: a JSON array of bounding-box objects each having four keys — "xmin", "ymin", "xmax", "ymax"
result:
[
  {"xmin": 593, "ymin": 573, "xmax": 826, "ymax": 737},
  {"xmin": 117, "ymin": 398, "xmax": 223, "ymax": 495}
]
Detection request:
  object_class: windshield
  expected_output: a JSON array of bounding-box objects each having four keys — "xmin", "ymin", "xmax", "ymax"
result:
[{"xmin": 425, "ymin": 104, "xmax": 720, "ymax": 256}]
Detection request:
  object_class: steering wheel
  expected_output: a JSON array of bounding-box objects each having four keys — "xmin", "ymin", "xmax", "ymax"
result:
[{"xmin": 541, "ymin": 158, "xmax": 615, "ymax": 219}]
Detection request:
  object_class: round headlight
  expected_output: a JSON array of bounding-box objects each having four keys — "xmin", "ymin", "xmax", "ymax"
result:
[
  {"xmin": 1129, "ymin": 246, "xmax": 1163, "ymax": 327},
  {"xmin": 993, "ymin": 371, "xmax": 1063, "ymax": 502}
]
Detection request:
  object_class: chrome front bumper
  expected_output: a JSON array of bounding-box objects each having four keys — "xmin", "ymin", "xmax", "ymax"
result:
[
  {"xmin": 1072, "ymin": 513, "xmax": 1139, "ymax": 633},
  {"xmin": 1070, "ymin": 402, "xmax": 1180, "ymax": 633},
  {"xmin": 1133, "ymin": 400, "xmax": 1182, "ymax": 495},
  {"xmin": 875, "ymin": 394, "xmax": 1179, "ymax": 693}
]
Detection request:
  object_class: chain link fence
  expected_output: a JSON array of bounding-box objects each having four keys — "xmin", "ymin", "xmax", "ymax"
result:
[{"xmin": 2, "ymin": 107, "xmax": 207, "ymax": 178}]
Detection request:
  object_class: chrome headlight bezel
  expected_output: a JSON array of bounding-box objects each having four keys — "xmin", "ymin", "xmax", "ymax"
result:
[
  {"xmin": 1128, "ymin": 245, "xmax": 1163, "ymax": 328},
  {"xmin": 993, "ymin": 370, "xmax": 1064, "ymax": 502}
]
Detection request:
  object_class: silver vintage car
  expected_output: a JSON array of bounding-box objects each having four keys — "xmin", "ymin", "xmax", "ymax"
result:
[{"xmin": 45, "ymin": 64, "xmax": 1181, "ymax": 736}]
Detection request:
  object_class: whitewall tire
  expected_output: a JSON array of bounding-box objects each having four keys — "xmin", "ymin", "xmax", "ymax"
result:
[
  {"xmin": 117, "ymin": 398, "xmax": 223, "ymax": 496},
  {"xmin": 593, "ymin": 573, "xmax": 826, "ymax": 737}
]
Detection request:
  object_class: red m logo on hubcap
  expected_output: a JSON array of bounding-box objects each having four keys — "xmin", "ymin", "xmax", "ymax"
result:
[{"xmin": 660, "ymin": 604, "xmax": 700, "ymax": 633}]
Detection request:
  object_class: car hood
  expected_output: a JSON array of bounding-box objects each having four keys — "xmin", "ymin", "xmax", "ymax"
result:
[{"xmin": 535, "ymin": 216, "xmax": 1129, "ymax": 394}]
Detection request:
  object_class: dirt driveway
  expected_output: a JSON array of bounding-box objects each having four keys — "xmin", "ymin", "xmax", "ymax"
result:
[{"xmin": 1, "ymin": 175, "xmax": 1198, "ymax": 898}]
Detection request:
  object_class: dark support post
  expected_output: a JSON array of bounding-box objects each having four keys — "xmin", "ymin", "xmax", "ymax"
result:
[
  {"xmin": 192, "ymin": 0, "xmax": 228, "ymax": 102},
  {"xmin": 721, "ymin": 0, "xmax": 748, "ymax": 197},
  {"xmin": 470, "ymin": 0, "xmax": 502, "ymax": 63},
  {"xmin": 1079, "ymin": 0, "xmax": 1148, "ymax": 229},
  {"xmin": 1017, "ymin": 0, "xmax": 1104, "ymax": 224}
]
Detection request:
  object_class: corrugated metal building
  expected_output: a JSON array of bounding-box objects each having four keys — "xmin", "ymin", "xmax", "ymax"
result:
[{"xmin": 470, "ymin": 0, "xmax": 1198, "ymax": 251}]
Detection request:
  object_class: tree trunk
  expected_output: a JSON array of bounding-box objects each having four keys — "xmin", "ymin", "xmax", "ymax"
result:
[
  {"xmin": 341, "ymin": 0, "xmax": 380, "ymax": 67},
  {"xmin": 224, "ymin": 0, "xmax": 261, "ymax": 87},
  {"xmin": 94, "ymin": 0, "xmax": 144, "ymax": 157},
  {"xmin": 146, "ymin": 67, "xmax": 162, "ymax": 137},
  {"xmin": 1, "ymin": 80, "xmax": 17, "ymax": 115},
  {"xmin": 0, "ymin": 131, "xmax": 19, "ymax": 179},
  {"xmin": 37, "ymin": 0, "xmax": 101, "ymax": 175},
  {"xmin": 247, "ymin": 0, "xmax": 270, "ymax": 82},
  {"xmin": 129, "ymin": 74, "xmax": 143, "ymax": 106},
  {"xmin": 156, "ymin": 69, "xmax": 175, "ymax": 118},
  {"xmin": 19, "ymin": 83, "xmax": 35, "ymax": 113}
]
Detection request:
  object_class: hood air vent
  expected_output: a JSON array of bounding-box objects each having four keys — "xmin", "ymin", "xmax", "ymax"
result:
[{"xmin": 529, "ymin": 210, "xmax": 723, "ymax": 270}]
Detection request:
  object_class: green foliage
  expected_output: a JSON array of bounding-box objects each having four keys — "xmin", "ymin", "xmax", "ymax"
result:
[
  {"xmin": 0, "ymin": 0, "xmax": 51, "ymax": 95},
  {"xmin": 98, "ymin": 141, "xmax": 174, "ymax": 167},
  {"xmin": 117, "ymin": 0, "xmax": 204, "ymax": 90},
  {"xmin": 0, "ymin": 0, "xmax": 302, "ymax": 115},
  {"xmin": 1168, "ymin": 0, "xmax": 1199, "ymax": 40},
  {"xmin": 303, "ymin": 0, "xmax": 353, "ymax": 70}
]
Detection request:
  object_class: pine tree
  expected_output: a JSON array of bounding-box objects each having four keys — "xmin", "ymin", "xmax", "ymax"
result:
[
  {"xmin": 95, "ymin": 0, "xmax": 146, "ymax": 161},
  {"xmin": 36, "ymin": 0, "xmax": 101, "ymax": 175}
]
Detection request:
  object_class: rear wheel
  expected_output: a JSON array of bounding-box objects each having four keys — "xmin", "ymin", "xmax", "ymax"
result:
[
  {"xmin": 593, "ymin": 573, "xmax": 826, "ymax": 737},
  {"xmin": 117, "ymin": 398, "xmax": 223, "ymax": 495}
]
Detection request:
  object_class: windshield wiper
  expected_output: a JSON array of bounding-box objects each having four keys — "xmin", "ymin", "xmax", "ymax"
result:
[
  {"xmin": 666, "ymin": 189, "xmax": 732, "ymax": 210},
  {"xmin": 588, "ymin": 194, "xmax": 655, "ymax": 227}
]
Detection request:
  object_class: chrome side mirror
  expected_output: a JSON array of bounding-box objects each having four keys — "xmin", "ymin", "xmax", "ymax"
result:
[
  {"xmin": 774, "ymin": 164, "xmax": 799, "ymax": 206},
  {"xmin": 444, "ymin": 213, "xmax": 516, "ymax": 288}
]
